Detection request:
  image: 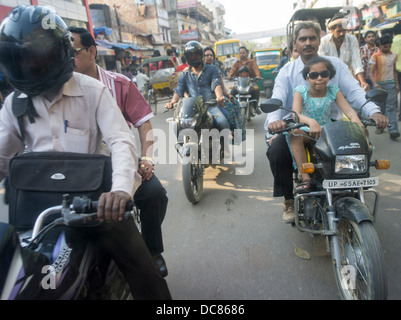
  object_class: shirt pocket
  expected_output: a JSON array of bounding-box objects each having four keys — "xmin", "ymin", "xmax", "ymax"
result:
[{"xmin": 62, "ymin": 126, "xmax": 90, "ymax": 154}]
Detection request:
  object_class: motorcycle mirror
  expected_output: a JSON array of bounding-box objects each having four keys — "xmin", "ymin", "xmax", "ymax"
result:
[
  {"xmin": 365, "ymin": 88, "xmax": 388, "ymax": 104},
  {"xmin": 260, "ymin": 98, "xmax": 283, "ymax": 113},
  {"xmin": 237, "ymin": 65, "xmax": 250, "ymax": 75}
]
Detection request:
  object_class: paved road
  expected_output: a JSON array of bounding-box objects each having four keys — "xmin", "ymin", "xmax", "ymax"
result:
[{"xmin": 1, "ymin": 94, "xmax": 400, "ymax": 300}]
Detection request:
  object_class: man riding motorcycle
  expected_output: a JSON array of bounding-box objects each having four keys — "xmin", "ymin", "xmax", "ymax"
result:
[{"xmin": 227, "ymin": 46, "xmax": 263, "ymax": 115}]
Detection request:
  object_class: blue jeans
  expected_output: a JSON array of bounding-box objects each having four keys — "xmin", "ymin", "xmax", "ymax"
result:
[
  {"xmin": 208, "ymin": 105, "xmax": 230, "ymax": 131},
  {"xmin": 378, "ymin": 81, "xmax": 399, "ymax": 133}
]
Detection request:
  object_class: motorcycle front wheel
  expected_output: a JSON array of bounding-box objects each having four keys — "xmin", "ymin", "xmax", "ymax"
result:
[
  {"xmin": 333, "ymin": 219, "xmax": 387, "ymax": 300},
  {"xmin": 182, "ymin": 156, "xmax": 203, "ymax": 204}
]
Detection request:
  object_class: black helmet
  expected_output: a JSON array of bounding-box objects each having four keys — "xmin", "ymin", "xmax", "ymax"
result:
[
  {"xmin": 0, "ymin": 5, "xmax": 74, "ymax": 95},
  {"xmin": 183, "ymin": 41, "xmax": 203, "ymax": 68}
]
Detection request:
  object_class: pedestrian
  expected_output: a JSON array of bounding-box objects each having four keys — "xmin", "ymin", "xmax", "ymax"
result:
[
  {"xmin": 70, "ymin": 27, "xmax": 170, "ymax": 277},
  {"xmin": 319, "ymin": 12, "xmax": 370, "ymax": 91},
  {"xmin": 264, "ymin": 21, "xmax": 388, "ymax": 223},
  {"xmin": 369, "ymin": 34, "xmax": 400, "ymax": 140},
  {"xmin": 391, "ymin": 22, "xmax": 401, "ymax": 121},
  {"xmin": 0, "ymin": 5, "xmax": 171, "ymax": 299},
  {"xmin": 176, "ymin": 56, "xmax": 189, "ymax": 72},
  {"xmin": 360, "ymin": 30, "xmax": 379, "ymax": 89}
]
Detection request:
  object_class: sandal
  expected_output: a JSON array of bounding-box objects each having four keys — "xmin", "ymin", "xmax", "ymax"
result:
[{"xmin": 294, "ymin": 179, "xmax": 312, "ymax": 194}]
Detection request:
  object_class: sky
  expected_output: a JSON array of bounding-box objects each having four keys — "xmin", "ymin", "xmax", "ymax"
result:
[{"xmin": 216, "ymin": 0, "xmax": 297, "ymax": 34}]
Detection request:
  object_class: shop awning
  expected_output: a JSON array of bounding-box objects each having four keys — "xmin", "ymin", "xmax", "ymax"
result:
[
  {"xmin": 97, "ymin": 45, "xmax": 115, "ymax": 56},
  {"xmin": 94, "ymin": 27, "xmax": 114, "ymax": 36},
  {"xmin": 95, "ymin": 39, "xmax": 138, "ymax": 51}
]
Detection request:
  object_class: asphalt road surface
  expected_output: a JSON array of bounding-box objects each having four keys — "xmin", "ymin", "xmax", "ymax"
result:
[{"xmin": 0, "ymin": 93, "xmax": 400, "ymax": 300}]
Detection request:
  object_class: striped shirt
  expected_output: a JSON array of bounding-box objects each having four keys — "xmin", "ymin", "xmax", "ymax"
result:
[
  {"xmin": 360, "ymin": 44, "xmax": 379, "ymax": 79},
  {"xmin": 369, "ymin": 51, "xmax": 398, "ymax": 83}
]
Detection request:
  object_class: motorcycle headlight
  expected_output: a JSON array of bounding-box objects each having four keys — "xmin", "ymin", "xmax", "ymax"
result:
[
  {"xmin": 237, "ymin": 86, "xmax": 250, "ymax": 94},
  {"xmin": 334, "ymin": 155, "xmax": 368, "ymax": 175},
  {"xmin": 179, "ymin": 117, "xmax": 197, "ymax": 129}
]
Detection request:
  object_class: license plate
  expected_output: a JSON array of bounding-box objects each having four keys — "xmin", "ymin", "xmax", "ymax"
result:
[{"xmin": 323, "ymin": 177, "xmax": 379, "ymax": 189}]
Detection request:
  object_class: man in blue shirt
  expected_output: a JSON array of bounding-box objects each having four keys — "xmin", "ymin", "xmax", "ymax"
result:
[
  {"xmin": 165, "ymin": 41, "xmax": 229, "ymax": 132},
  {"xmin": 264, "ymin": 21, "xmax": 389, "ymax": 223}
]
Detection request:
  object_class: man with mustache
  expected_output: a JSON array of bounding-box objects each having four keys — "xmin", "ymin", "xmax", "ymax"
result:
[
  {"xmin": 264, "ymin": 21, "xmax": 389, "ymax": 223},
  {"xmin": 319, "ymin": 13, "xmax": 369, "ymax": 91}
]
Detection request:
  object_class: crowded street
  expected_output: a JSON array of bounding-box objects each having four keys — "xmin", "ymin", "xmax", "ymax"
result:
[{"xmin": 0, "ymin": 0, "xmax": 401, "ymax": 304}]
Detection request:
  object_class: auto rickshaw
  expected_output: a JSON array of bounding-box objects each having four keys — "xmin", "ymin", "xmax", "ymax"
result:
[
  {"xmin": 286, "ymin": 6, "xmax": 361, "ymax": 45},
  {"xmin": 251, "ymin": 48, "xmax": 282, "ymax": 98},
  {"xmin": 142, "ymin": 55, "xmax": 176, "ymax": 97}
]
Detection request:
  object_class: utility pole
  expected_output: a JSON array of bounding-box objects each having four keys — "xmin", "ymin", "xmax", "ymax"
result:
[{"xmin": 114, "ymin": 4, "xmax": 123, "ymax": 42}]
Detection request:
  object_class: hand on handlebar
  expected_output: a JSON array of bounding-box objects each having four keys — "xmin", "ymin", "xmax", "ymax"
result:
[
  {"xmin": 267, "ymin": 120, "xmax": 287, "ymax": 133},
  {"xmin": 216, "ymin": 95, "xmax": 226, "ymax": 106},
  {"xmin": 369, "ymin": 112, "xmax": 389, "ymax": 130},
  {"xmin": 97, "ymin": 190, "xmax": 132, "ymax": 223},
  {"xmin": 165, "ymin": 101, "xmax": 176, "ymax": 109}
]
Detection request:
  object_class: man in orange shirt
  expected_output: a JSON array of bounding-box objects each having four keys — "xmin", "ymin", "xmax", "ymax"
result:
[{"xmin": 227, "ymin": 46, "xmax": 262, "ymax": 115}]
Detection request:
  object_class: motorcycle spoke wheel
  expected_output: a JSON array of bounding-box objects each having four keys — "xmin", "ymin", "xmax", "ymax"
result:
[
  {"xmin": 182, "ymin": 158, "xmax": 203, "ymax": 204},
  {"xmin": 333, "ymin": 219, "xmax": 387, "ymax": 300}
]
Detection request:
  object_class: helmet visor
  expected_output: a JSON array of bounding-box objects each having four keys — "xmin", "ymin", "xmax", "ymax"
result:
[
  {"xmin": 0, "ymin": 39, "xmax": 64, "ymax": 83},
  {"xmin": 185, "ymin": 50, "xmax": 203, "ymax": 65}
]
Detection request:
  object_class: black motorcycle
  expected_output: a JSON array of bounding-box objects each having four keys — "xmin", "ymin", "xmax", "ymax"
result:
[
  {"xmin": 166, "ymin": 97, "xmax": 231, "ymax": 204},
  {"xmin": 0, "ymin": 195, "xmax": 137, "ymax": 300},
  {"xmin": 261, "ymin": 89, "xmax": 389, "ymax": 300}
]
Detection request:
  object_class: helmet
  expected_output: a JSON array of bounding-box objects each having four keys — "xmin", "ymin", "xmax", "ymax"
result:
[
  {"xmin": 0, "ymin": 5, "xmax": 74, "ymax": 95},
  {"xmin": 183, "ymin": 41, "xmax": 203, "ymax": 68}
]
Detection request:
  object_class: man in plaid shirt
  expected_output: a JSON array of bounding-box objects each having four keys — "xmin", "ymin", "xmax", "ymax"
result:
[{"xmin": 360, "ymin": 30, "xmax": 379, "ymax": 89}]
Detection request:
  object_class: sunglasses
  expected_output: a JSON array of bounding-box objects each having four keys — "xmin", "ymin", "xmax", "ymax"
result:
[
  {"xmin": 307, "ymin": 70, "xmax": 330, "ymax": 80},
  {"xmin": 74, "ymin": 47, "xmax": 89, "ymax": 54}
]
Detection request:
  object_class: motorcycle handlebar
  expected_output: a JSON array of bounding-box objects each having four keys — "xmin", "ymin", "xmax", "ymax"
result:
[{"xmin": 268, "ymin": 122, "xmax": 307, "ymax": 135}]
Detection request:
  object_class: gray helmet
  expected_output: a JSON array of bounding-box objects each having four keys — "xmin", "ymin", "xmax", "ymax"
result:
[{"xmin": 0, "ymin": 5, "xmax": 74, "ymax": 95}]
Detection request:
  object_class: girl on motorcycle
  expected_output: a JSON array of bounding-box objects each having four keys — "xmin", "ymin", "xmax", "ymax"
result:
[{"xmin": 290, "ymin": 56, "xmax": 365, "ymax": 194}]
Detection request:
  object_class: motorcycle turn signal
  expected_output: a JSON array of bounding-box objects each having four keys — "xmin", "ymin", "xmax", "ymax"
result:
[
  {"xmin": 374, "ymin": 160, "xmax": 390, "ymax": 170},
  {"xmin": 302, "ymin": 163, "xmax": 315, "ymax": 173}
]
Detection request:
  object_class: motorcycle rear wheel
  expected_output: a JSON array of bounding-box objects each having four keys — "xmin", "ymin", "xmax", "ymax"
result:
[
  {"xmin": 333, "ymin": 219, "xmax": 387, "ymax": 300},
  {"xmin": 182, "ymin": 156, "xmax": 203, "ymax": 204}
]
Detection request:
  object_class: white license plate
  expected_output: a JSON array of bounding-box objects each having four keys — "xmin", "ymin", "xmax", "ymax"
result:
[{"xmin": 323, "ymin": 177, "xmax": 379, "ymax": 189}]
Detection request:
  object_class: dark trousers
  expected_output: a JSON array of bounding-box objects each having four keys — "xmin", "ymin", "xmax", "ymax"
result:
[
  {"xmin": 134, "ymin": 175, "xmax": 168, "ymax": 254},
  {"xmin": 89, "ymin": 218, "xmax": 172, "ymax": 299},
  {"xmin": 266, "ymin": 134, "xmax": 294, "ymax": 200}
]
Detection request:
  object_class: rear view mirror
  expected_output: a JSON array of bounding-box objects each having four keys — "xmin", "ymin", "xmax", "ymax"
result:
[
  {"xmin": 365, "ymin": 88, "xmax": 387, "ymax": 104},
  {"xmin": 237, "ymin": 65, "xmax": 250, "ymax": 74},
  {"xmin": 260, "ymin": 98, "xmax": 283, "ymax": 113}
]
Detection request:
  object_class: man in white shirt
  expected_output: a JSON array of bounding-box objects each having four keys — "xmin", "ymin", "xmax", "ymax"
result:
[
  {"xmin": 136, "ymin": 68, "xmax": 151, "ymax": 93},
  {"xmin": 0, "ymin": 5, "xmax": 171, "ymax": 299},
  {"xmin": 318, "ymin": 13, "xmax": 369, "ymax": 91},
  {"xmin": 265, "ymin": 21, "xmax": 389, "ymax": 223}
]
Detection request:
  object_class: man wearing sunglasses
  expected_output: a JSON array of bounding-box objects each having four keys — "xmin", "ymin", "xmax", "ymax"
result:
[
  {"xmin": 69, "ymin": 27, "xmax": 169, "ymax": 278},
  {"xmin": 264, "ymin": 21, "xmax": 389, "ymax": 224},
  {"xmin": 318, "ymin": 13, "xmax": 369, "ymax": 92}
]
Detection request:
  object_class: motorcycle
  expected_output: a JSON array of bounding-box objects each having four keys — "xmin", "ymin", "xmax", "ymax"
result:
[
  {"xmin": 0, "ymin": 195, "xmax": 138, "ymax": 300},
  {"xmin": 261, "ymin": 89, "xmax": 389, "ymax": 300},
  {"xmin": 230, "ymin": 65, "xmax": 259, "ymax": 125},
  {"xmin": 166, "ymin": 97, "xmax": 231, "ymax": 204}
]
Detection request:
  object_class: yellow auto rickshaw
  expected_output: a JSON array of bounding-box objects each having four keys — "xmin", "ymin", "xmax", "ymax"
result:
[
  {"xmin": 251, "ymin": 48, "xmax": 282, "ymax": 98},
  {"xmin": 142, "ymin": 55, "xmax": 177, "ymax": 96}
]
